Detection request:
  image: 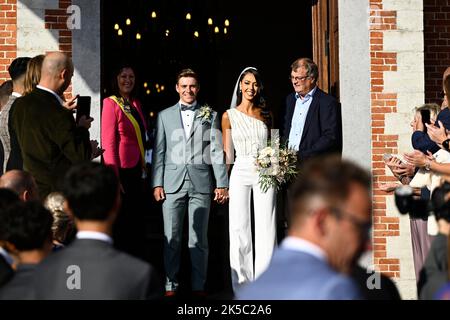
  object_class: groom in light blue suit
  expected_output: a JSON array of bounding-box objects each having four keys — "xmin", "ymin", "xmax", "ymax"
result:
[
  {"xmin": 151, "ymin": 69, "xmax": 228, "ymax": 295},
  {"xmin": 237, "ymin": 156, "xmax": 371, "ymax": 300}
]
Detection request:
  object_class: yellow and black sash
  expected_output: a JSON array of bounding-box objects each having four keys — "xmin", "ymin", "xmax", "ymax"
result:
[{"xmin": 109, "ymin": 95, "xmax": 146, "ymax": 168}]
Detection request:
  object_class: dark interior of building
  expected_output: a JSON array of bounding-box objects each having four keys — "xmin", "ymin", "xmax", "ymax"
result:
[{"xmin": 102, "ymin": 0, "xmax": 313, "ymax": 297}]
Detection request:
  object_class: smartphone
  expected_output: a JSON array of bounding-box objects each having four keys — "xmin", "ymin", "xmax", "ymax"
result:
[
  {"xmin": 76, "ymin": 96, "xmax": 91, "ymax": 124},
  {"xmin": 420, "ymin": 109, "xmax": 431, "ymax": 134}
]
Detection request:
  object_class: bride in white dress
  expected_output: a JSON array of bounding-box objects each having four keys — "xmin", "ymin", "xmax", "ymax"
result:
[{"xmin": 222, "ymin": 67, "xmax": 277, "ymax": 292}]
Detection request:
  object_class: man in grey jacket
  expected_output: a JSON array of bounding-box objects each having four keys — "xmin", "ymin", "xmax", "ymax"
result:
[{"xmin": 151, "ymin": 69, "xmax": 228, "ymax": 296}]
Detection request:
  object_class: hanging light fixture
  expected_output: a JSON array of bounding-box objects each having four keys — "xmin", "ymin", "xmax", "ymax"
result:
[
  {"xmin": 224, "ymin": 28, "xmax": 228, "ymax": 34},
  {"xmin": 225, "ymin": 19, "xmax": 230, "ymax": 27},
  {"xmin": 136, "ymin": 33, "xmax": 141, "ymax": 40},
  {"xmin": 126, "ymin": 18, "xmax": 131, "ymax": 26},
  {"xmin": 186, "ymin": 13, "xmax": 191, "ymax": 20},
  {"xmin": 194, "ymin": 31, "xmax": 199, "ymax": 38},
  {"xmin": 165, "ymin": 29, "xmax": 170, "ymax": 37},
  {"xmin": 146, "ymin": 89, "xmax": 151, "ymax": 95},
  {"xmin": 208, "ymin": 18, "xmax": 213, "ymax": 25},
  {"xmin": 151, "ymin": 11, "xmax": 157, "ymax": 18},
  {"xmin": 143, "ymin": 82, "xmax": 148, "ymax": 88},
  {"xmin": 214, "ymin": 26, "xmax": 220, "ymax": 33},
  {"xmin": 118, "ymin": 29, "xmax": 123, "ymax": 36},
  {"xmin": 160, "ymin": 85, "xmax": 165, "ymax": 91},
  {"xmin": 114, "ymin": 23, "xmax": 119, "ymax": 30}
]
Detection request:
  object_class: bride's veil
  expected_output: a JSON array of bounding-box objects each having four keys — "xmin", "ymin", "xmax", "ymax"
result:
[{"xmin": 230, "ymin": 67, "xmax": 257, "ymax": 109}]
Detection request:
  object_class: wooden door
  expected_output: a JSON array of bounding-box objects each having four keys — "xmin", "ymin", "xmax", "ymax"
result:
[{"xmin": 312, "ymin": 0, "xmax": 339, "ymax": 99}]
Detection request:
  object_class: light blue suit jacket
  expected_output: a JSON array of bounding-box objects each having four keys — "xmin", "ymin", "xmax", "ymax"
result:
[
  {"xmin": 236, "ymin": 248, "xmax": 362, "ymax": 300},
  {"xmin": 151, "ymin": 103, "xmax": 228, "ymax": 193}
]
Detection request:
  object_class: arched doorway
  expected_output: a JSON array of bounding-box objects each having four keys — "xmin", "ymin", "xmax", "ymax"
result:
[{"xmin": 100, "ymin": 0, "xmax": 339, "ymax": 296}]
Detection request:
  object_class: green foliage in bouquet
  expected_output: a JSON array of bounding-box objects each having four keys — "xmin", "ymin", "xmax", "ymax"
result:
[{"xmin": 254, "ymin": 139, "xmax": 298, "ymax": 193}]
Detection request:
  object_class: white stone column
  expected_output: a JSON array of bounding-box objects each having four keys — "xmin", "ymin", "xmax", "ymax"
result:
[
  {"xmin": 338, "ymin": 0, "xmax": 372, "ymax": 171},
  {"xmin": 71, "ymin": 0, "xmax": 101, "ymax": 147}
]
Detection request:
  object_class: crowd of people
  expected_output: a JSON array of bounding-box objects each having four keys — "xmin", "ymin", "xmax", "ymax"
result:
[
  {"xmin": 0, "ymin": 50, "xmax": 446, "ymax": 300},
  {"xmin": 379, "ymin": 67, "xmax": 450, "ymax": 300}
]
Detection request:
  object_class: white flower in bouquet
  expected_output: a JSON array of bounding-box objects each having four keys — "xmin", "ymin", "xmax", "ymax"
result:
[{"xmin": 254, "ymin": 139, "xmax": 298, "ymax": 193}]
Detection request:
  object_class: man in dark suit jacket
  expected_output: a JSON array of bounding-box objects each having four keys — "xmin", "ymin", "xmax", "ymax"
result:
[
  {"xmin": 0, "ymin": 188, "xmax": 21, "ymax": 288},
  {"xmin": 282, "ymin": 57, "xmax": 342, "ymax": 163},
  {"xmin": 10, "ymin": 52, "xmax": 94, "ymax": 199},
  {"xmin": 32, "ymin": 162, "xmax": 163, "ymax": 299},
  {"xmin": 0, "ymin": 253, "xmax": 13, "ymax": 288},
  {"xmin": 278, "ymin": 58, "xmax": 342, "ymax": 237},
  {"xmin": 0, "ymin": 201, "xmax": 53, "ymax": 299}
]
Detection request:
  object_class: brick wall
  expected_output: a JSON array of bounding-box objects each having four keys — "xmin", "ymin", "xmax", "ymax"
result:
[
  {"xmin": 424, "ymin": 0, "xmax": 450, "ymax": 105},
  {"xmin": 0, "ymin": 0, "xmax": 16, "ymax": 82},
  {"xmin": 45, "ymin": 0, "xmax": 73, "ymax": 99},
  {"xmin": 370, "ymin": 0, "xmax": 401, "ymax": 279}
]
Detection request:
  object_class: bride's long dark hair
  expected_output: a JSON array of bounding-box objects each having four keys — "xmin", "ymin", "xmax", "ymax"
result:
[{"xmin": 235, "ymin": 68, "xmax": 272, "ymax": 128}]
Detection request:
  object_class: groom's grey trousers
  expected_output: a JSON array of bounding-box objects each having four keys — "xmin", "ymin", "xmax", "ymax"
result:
[{"xmin": 162, "ymin": 174, "xmax": 211, "ymax": 291}]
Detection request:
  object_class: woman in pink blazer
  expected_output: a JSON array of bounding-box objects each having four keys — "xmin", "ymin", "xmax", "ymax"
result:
[{"xmin": 101, "ymin": 64, "xmax": 148, "ymax": 258}]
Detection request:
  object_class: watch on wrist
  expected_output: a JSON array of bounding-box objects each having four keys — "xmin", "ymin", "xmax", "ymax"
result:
[{"xmin": 443, "ymin": 139, "xmax": 450, "ymax": 151}]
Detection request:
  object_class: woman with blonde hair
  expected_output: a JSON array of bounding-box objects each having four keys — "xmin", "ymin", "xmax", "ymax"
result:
[
  {"xmin": 23, "ymin": 54, "xmax": 44, "ymax": 95},
  {"xmin": 44, "ymin": 192, "xmax": 75, "ymax": 248}
]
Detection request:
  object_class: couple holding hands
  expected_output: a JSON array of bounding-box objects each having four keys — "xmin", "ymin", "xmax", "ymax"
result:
[
  {"xmin": 148, "ymin": 57, "xmax": 341, "ymax": 296},
  {"xmin": 151, "ymin": 67, "xmax": 275, "ymax": 296}
]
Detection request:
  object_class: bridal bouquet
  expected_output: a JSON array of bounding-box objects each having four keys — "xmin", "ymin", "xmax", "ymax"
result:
[{"xmin": 254, "ymin": 139, "xmax": 298, "ymax": 193}]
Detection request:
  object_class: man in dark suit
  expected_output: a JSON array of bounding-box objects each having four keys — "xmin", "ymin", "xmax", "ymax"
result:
[
  {"xmin": 10, "ymin": 52, "xmax": 96, "ymax": 199},
  {"xmin": 278, "ymin": 58, "xmax": 342, "ymax": 237},
  {"xmin": 0, "ymin": 201, "xmax": 53, "ymax": 299},
  {"xmin": 33, "ymin": 162, "xmax": 163, "ymax": 299},
  {"xmin": 282, "ymin": 57, "xmax": 342, "ymax": 162},
  {"xmin": 0, "ymin": 188, "xmax": 21, "ymax": 288}
]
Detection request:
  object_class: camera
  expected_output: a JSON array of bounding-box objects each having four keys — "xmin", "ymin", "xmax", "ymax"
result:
[{"xmin": 394, "ymin": 182, "xmax": 450, "ymax": 221}]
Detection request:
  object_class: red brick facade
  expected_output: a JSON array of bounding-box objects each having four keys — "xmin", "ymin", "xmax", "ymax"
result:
[
  {"xmin": 0, "ymin": 0, "xmax": 72, "ymax": 98},
  {"xmin": 424, "ymin": 0, "xmax": 450, "ymax": 105},
  {"xmin": 45, "ymin": 0, "xmax": 73, "ymax": 99},
  {"xmin": 0, "ymin": 0, "xmax": 17, "ymax": 82},
  {"xmin": 370, "ymin": 0, "xmax": 401, "ymax": 278}
]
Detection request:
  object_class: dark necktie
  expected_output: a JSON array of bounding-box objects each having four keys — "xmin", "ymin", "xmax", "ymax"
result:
[{"xmin": 181, "ymin": 104, "xmax": 195, "ymax": 111}]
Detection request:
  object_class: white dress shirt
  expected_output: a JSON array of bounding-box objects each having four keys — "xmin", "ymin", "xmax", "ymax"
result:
[
  {"xmin": 288, "ymin": 86, "xmax": 317, "ymax": 151},
  {"xmin": 179, "ymin": 100, "xmax": 197, "ymax": 137},
  {"xmin": 36, "ymin": 85, "xmax": 65, "ymax": 106},
  {"xmin": 281, "ymin": 236, "xmax": 327, "ymax": 262},
  {"xmin": 76, "ymin": 231, "xmax": 113, "ymax": 245}
]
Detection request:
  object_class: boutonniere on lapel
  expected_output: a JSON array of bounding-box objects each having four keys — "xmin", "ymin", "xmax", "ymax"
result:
[
  {"xmin": 121, "ymin": 97, "xmax": 132, "ymax": 113},
  {"xmin": 196, "ymin": 104, "xmax": 213, "ymax": 124}
]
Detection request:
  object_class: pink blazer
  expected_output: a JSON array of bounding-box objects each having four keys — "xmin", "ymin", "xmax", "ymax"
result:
[{"xmin": 101, "ymin": 97, "xmax": 148, "ymax": 175}]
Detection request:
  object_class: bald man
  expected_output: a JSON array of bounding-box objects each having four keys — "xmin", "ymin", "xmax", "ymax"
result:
[
  {"xmin": 0, "ymin": 170, "xmax": 39, "ymax": 201},
  {"xmin": 10, "ymin": 52, "xmax": 93, "ymax": 198}
]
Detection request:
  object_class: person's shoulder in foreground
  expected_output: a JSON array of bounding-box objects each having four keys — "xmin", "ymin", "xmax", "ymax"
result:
[{"xmin": 235, "ymin": 247, "xmax": 362, "ymax": 300}]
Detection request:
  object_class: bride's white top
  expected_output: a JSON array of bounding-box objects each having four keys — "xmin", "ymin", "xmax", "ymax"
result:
[{"xmin": 226, "ymin": 108, "xmax": 268, "ymax": 161}]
